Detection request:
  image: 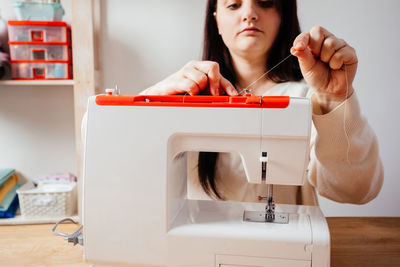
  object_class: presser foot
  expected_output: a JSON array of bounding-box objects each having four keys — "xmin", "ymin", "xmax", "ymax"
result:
[{"xmin": 243, "ymin": 211, "xmax": 289, "ymax": 224}]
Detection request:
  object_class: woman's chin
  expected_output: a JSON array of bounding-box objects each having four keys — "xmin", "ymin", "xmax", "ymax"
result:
[
  {"xmin": 237, "ymin": 36, "xmax": 266, "ymax": 46},
  {"xmin": 236, "ymin": 41, "xmax": 268, "ymax": 54}
]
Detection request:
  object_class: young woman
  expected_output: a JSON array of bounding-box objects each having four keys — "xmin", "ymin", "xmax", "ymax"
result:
[{"xmin": 141, "ymin": 0, "xmax": 383, "ymax": 205}]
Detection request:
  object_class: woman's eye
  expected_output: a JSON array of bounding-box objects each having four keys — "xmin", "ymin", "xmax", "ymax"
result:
[
  {"xmin": 258, "ymin": 0, "xmax": 274, "ymax": 8},
  {"xmin": 227, "ymin": 3, "xmax": 240, "ymax": 9}
]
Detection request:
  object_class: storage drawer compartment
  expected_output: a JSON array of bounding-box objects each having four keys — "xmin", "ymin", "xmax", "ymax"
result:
[
  {"xmin": 8, "ymin": 21, "xmax": 69, "ymax": 43},
  {"xmin": 11, "ymin": 62, "xmax": 71, "ymax": 79},
  {"xmin": 9, "ymin": 44, "xmax": 70, "ymax": 61}
]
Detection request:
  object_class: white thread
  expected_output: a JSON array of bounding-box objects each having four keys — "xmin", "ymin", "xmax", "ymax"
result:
[
  {"xmin": 234, "ymin": 52, "xmax": 352, "ymax": 165},
  {"xmin": 343, "ymin": 64, "xmax": 351, "ymax": 164},
  {"xmin": 182, "ymin": 91, "xmax": 189, "ymax": 104},
  {"xmin": 234, "ymin": 53, "xmax": 294, "ymax": 167},
  {"xmin": 238, "ymin": 54, "xmax": 293, "ymax": 95}
]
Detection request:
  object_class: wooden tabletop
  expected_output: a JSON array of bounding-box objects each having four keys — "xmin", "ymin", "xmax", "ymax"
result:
[
  {"xmin": 0, "ymin": 222, "xmax": 88, "ymax": 267},
  {"xmin": 328, "ymin": 217, "xmax": 400, "ymax": 267},
  {"xmin": 0, "ymin": 217, "xmax": 399, "ymax": 267}
]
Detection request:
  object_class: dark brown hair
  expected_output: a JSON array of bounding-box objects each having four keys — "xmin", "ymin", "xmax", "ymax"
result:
[{"xmin": 198, "ymin": 0, "xmax": 303, "ymax": 199}]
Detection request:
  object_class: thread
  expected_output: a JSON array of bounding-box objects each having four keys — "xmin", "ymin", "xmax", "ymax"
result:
[
  {"xmin": 343, "ymin": 64, "xmax": 351, "ymax": 164},
  {"xmin": 238, "ymin": 53, "xmax": 293, "ymax": 95},
  {"xmin": 182, "ymin": 91, "xmax": 189, "ymax": 103},
  {"xmin": 237, "ymin": 54, "xmax": 295, "ymax": 164},
  {"xmin": 234, "ymin": 51, "xmax": 352, "ymax": 164}
]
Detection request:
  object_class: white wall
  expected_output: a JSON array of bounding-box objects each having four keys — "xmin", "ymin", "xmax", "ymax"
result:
[
  {"xmin": 2, "ymin": 0, "xmax": 398, "ymax": 217},
  {"xmin": 99, "ymin": 0, "xmax": 206, "ymax": 94},
  {"xmin": 99, "ymin": 0, "xmax": 400, "ymax": 217},
  {"xmin": 0, "ymin": 0, "xmax": 76, "ymax": 183},
  {"xmin": 298, "ymin": 0, "xmax": 400, "ymax": 216}
]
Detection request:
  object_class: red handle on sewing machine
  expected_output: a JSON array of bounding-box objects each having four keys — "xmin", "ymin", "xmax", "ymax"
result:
[{"xmin": 95, "ymin": 95, "xmax": 290, "ymax": 109}]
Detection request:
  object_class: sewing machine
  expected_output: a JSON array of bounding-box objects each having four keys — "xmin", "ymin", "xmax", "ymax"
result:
[{"xmin": 82, "ymin": 89, "xmax": 330, "ymax": 267}]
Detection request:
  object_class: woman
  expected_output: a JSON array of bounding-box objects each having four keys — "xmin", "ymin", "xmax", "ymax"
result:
[{"xmin": 141, "ymin": 0, "xmax": 383, "ymax": 205}]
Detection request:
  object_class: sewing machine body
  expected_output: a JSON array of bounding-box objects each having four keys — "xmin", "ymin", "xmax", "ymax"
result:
[{"xmin": 82, "ymin": 94, "xmax": 330, "ymax": 267}]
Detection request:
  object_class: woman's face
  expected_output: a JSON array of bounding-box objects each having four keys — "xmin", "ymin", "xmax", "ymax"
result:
[{"xmin": 215, "ymin": 0, "xmax": 281, "ymax": 59}]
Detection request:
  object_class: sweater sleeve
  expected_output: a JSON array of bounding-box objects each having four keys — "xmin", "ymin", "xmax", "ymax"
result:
[{"xmin": 307, "ymin": 92, "xmax": 384, "ymax": 204}]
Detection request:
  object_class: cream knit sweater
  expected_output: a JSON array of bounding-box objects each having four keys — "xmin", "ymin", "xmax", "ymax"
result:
[{"xmin": 187, "ymin": 81, "xmax": 384, "ymax": 205}]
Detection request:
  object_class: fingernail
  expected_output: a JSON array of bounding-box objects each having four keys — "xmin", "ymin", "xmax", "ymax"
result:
[
  {"xmin": 295, "ymin": 42, "xmax": 304, "ymax": 49},
  {"xmin": 290, "ymin": 47, "xmax": 299, "ymax": 56}
]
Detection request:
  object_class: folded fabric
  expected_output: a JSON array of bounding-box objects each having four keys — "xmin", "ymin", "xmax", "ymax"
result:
[
  {"xmin": 0, "ymin": 194, "xmax": 19, "ymax": 218},
  {"xmin": 0, "ymin": 173, "xmax": 18, "ymax": 204},
  {"xmin": 34, "ymin": 173, "xmax": 77, "ymax": 184},
  {"xmin": 0, "ymin": 183, "xmax": 21, "ymax": 211},
  {"xmin": 0, "ymin": 169, "xmax": 15, "ymax": 187}
]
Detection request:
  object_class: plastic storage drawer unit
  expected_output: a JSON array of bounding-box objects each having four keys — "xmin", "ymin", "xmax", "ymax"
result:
[
  {"xmin": 7, "ymin": 20, "xmax": 72, "ymax": 80},
  {"xmin": 8, "ymin": 21, "xmax": 69, "ymax": 43},
  {"xmin": 9, "ymin": 44, "xmax": 70, "ymax": 61},
  {"xmin": 11, "ymin": 62, "xmax": 71, "ymax": 80}
]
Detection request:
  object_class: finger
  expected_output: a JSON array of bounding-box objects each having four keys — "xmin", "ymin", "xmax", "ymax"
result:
[
  {"xmin": 292, "ymin": 32, "xmax": 318, "ymax": 73},
  {"xmin": 320, "ymin": 37, "xmax": 346, "ymax": 63},
  {"xmin": 329, "ymin": 45, "xmax": 358, "ymax": 70},
  {"xmin": 220, "ymin": 76, "xmax": 238, "ymax": 96},
  {"xmin": 183, "ymin": 68, "xmax": 208, "ymax": 90},
  {"xmin": 206, "ymin": 63, "xmax": 220, "ymax": 96},
  {"xmin": 290, "ymin": 45, "xmax": 317, "ymax": 73},
  {"xmin": 178, "ymin": 78, "xmax": 200, "ymax": 96},
  {"xmin": 293, "ymin": 32, "xmax": 310, "ymax": 51},
  {"xmin": 308, "ymin": 26, "xmax": 334, "ymax": 57},
  {"xmin": 193, "ymin": 61, "xmax": 221, "ymax": 95}
]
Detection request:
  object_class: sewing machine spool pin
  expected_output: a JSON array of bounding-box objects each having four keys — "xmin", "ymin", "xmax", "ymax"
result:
[{"xmin": 105, "ymin": 85, "xmax": 120, "ymax": 96}]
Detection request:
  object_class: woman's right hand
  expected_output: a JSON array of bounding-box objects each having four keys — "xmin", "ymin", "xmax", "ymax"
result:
[{"xmin": 140, "ymin": 60, "xmax": 238, "ymax": 96}]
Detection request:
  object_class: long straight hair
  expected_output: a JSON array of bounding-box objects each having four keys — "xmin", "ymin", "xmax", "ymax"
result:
[{"xmin": 198, "ymin": 0, "xmax": 303, "ymax": 199}]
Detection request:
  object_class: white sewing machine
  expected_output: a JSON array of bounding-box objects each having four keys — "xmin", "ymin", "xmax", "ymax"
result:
[{"xmin": 82, "ymin": 90, "xmax": 330, "ymax": 267}]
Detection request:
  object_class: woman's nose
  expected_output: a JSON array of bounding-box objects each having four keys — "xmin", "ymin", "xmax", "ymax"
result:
[{"xmin": 242, "ymin": 2, "xmax": 258, "ymax": 22}]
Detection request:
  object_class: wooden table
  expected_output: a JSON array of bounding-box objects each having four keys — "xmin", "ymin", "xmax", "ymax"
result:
[
  {"xmin": 0, "ymin": 217, "xmax": 399, "ymax": 267},
  {"xmin": 328, "ymin": 217, "xmax": 400, "ymax": 267},
  {"xmin": 0, "ymin": 222, "xmax": 89, "ymax": 267}
]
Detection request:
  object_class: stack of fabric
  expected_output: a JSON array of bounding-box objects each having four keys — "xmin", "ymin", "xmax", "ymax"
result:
[{"xmin": 0, "ymin": 169, "xmax": 21, "ymax": 218}]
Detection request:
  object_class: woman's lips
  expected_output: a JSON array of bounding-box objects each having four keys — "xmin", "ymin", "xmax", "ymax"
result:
[{"xmin": 240, "ymin": 27, "xmax": 262, "ymax": 34}]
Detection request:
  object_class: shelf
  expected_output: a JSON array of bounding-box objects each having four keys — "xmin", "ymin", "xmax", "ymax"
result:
[
  {"xmin": 0, "ymin": 80, "xmax": 74, "ymax": 86},
  {"xmin": 0, "ymin": 214, "xmax": 79, "ymax": 225}
]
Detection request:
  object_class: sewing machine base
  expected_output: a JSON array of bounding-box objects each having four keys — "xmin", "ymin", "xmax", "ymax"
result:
[{"xmin": 84, "ymin": 201, "xmax": 330, "ymax": 267}]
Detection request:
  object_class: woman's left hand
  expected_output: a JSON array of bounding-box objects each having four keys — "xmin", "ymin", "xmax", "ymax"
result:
[{"xmin": 291, "ymin": 26, "xmax": 358, "ymax": 114}]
